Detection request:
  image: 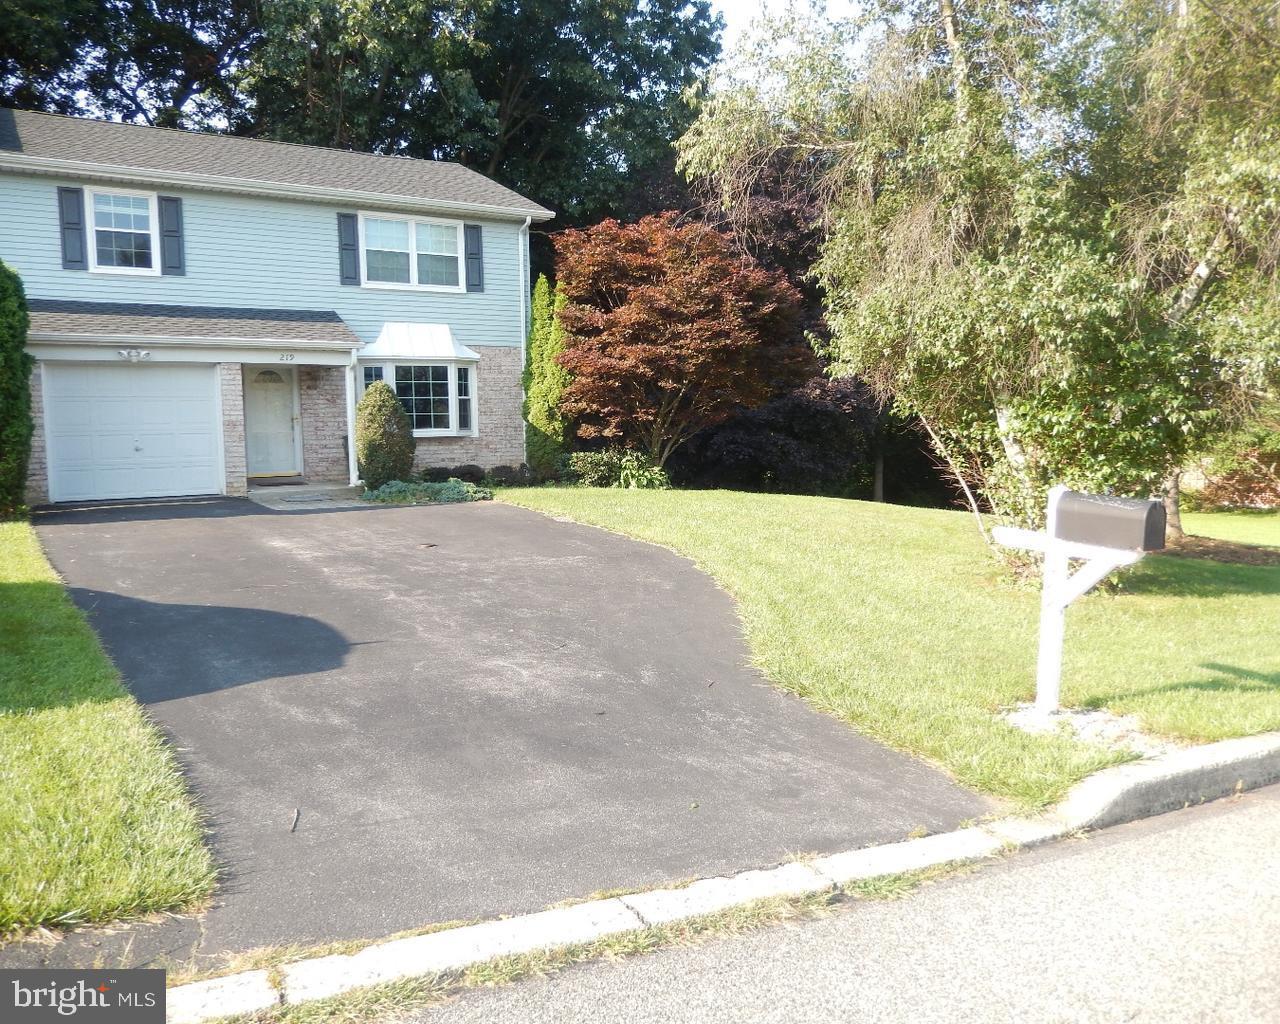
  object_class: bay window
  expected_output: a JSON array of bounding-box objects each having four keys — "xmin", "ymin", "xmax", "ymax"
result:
[{"xmin": 359, "ymin": 362, "xmax": 477, "ymax": 436}]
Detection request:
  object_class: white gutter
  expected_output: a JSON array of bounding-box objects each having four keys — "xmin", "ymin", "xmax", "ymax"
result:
[
  {"xmin": 28, "ymin": 331, "xmax": 362, "ymax": 350},
  {"xmin": 0, "ymin": 154, "xmax": 556, "ymax": 223}
]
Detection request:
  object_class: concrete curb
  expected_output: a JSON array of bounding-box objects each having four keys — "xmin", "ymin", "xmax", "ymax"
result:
[{"xmin": 165, "ymin": 730, "xmax": 1280, "ymax": 1023}]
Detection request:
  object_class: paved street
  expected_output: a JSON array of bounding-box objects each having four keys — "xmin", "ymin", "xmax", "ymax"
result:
[{"xmin": 416, "ymin": 786, "xmax": 1280, "ymax": 1024}]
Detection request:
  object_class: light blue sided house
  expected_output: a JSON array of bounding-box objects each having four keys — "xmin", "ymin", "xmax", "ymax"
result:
[{"xmin": 0, "ymin": 108, "xmax": 553, "ymax": 505}]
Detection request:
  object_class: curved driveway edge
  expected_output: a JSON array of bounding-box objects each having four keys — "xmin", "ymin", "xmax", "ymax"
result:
[
  {"xmin": 168, "ymin": 729, "xmax": 1280, "ymax": 1022},
  {"xmin": 17, "ymin": 497, "xmax": 988, "ymax": 965}
]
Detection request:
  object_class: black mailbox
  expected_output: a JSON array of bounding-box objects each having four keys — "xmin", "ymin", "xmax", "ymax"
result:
[{"xmin": 1052, "ymin": 489, "xmax": 1166, "ymax": 551}]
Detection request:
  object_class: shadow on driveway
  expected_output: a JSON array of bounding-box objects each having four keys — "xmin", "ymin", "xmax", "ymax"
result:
[
  {"xmin": 70, "ymin": 589, "xmax": 349, "ymax": 702},
  {"xmin": 6, "ymin": 497, "xmax": 993, "ymax": 969}
]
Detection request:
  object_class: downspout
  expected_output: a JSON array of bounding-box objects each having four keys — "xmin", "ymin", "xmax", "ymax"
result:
[
  {"xmin": 519, "ymin": 216, "xmax": 531, "ymax": 464},
  {"xmin": 518, "ymin": 216, "xmax": 531, "ymax": 370}
]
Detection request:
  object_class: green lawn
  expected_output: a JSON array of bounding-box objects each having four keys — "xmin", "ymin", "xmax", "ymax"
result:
[
  {"xmin": 500, "ymin": 489, "xmax": 1280, "ymax": 808},
  {"xmin": 0, "ymin": 522, "xmax": 215, "ymax": 935},
  {"xmin": 1184, "ymin": 509, "xmax": 1280, "ymax": 548}
]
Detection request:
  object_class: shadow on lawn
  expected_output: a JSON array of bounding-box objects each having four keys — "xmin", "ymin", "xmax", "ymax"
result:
[
  {"xmin": 66, "ymin": 588, "xmax": 350, "ymax": 706},
  {"xmin": 1083, "ymin": 662, "xmax": 1280, "ymax": 707},
  {"xmin": 1117, "ymin": 555, "xmax": 1280, "ymax": 599}
]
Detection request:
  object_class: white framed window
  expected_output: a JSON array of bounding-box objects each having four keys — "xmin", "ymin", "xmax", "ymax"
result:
[
  {"xmin": 359, "ymin": 361, "xmax": 477, "ymax": 436},
  {"xmin": 358, "ymin": 213, "xmax": 464, "ymax": 292},
  {"xmin": 86, "ymin": 187, "xmax": 161, "ymax": 275}
]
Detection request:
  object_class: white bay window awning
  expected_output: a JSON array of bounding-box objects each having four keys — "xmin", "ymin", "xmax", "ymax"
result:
[{"xmin": 358, "ymin": 323, "xmax": 480, "ymax": 362}]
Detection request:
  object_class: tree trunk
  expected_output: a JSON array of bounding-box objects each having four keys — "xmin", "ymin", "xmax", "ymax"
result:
[
  {"xmin": 1163, "ymin": 470, "xmax": 1185, "ymax": 542},
  {"xmin": 939, "ymin": 0, "xmax": 969, "ymax": 124},
  {"xmin": 1170, "ymin": 227, "xmax": 1229, "ymax": 323},
  {"xmin": 872, "ymin": 406, "xmax": 887, "ymax": 502}
]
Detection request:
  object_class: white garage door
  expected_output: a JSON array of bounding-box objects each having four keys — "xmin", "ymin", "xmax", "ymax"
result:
[{"xmin": 44, "ymin": 363, "xmax": 222, "ymax": 502}]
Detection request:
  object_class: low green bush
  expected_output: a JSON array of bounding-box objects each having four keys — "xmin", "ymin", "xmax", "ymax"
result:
[
  {"xmin": 362, "ymin": 478, "xmax": 493, "ymax": 504},
  {"xmin": 565, "ymin": 449, "xmax": 628, "ymax": 487},
  {"xmin": 421, "ymin": 464, "xmax": 488, "ymax": 484},
  {"xmin": 485, "ymin": 464, "xmax": 535, "ymax": 486},
  {"xmin": 566, "ymin": 448, "xmax": 669, "ymax": 489},
  {"xmin": 617, "ymin": 451, "xmax": 671, "ymax": 490}
]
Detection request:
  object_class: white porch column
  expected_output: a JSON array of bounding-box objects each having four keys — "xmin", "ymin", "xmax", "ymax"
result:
[{"xmin": 345, "ymin": 355, "xmax": 360, "ymax": 487}]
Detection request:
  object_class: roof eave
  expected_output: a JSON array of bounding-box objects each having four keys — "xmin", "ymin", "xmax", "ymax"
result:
[
  {"xmin": 0, "ymin": 153, "xmax": 556, "ymax": 222},
  {"xmin": 28, "ymin": 331, "xmax": 363, "ymax": 350}
]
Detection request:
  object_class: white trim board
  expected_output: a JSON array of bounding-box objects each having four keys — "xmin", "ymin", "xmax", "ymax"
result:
[{"xmin": 30, "ymin": 342, "xmax": 355, "ymax": 367}]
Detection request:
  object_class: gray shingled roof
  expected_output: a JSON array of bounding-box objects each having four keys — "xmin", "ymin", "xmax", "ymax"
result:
[
  {"xmin": 0, "ymin": 108, "xmax": 553, "ymax": 219},
  {"xmin": 27, "ymin": 299, "xmax": 363, "ymax": 346}
]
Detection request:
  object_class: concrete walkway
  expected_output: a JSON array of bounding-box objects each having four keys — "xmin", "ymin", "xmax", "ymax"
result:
[{"xmin": 8, "ymin": 497, "xmax": 988, "ymax": 967}]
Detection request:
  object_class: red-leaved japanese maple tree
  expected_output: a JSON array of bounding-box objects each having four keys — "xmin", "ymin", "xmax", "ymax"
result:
[{"xmin": 553, "ymin": 213, "xmax": 807, "ymax": 468}]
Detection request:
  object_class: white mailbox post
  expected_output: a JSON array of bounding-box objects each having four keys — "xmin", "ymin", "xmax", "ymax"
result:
[{"xmin": 994, "ymin": 485, "xmax": 1166, "ymax": 716}]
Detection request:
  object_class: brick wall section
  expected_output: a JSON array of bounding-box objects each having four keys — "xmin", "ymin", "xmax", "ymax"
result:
[
  {"xmin": 220, "ymin": 363, "xmax": 247, "ymax": 496},
  {"xmin": 411, "ymin": 345, "xmax": 525, "ymax": 472},
  {"xmin": 24, "ymin": 363, "xmax": 48, "ymax": 506},
  {"xmin": 298, "ymin": 365, "xmax": 349, "ymax": 482}
]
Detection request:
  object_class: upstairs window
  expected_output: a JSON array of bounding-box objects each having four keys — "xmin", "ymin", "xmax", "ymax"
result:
[
  {"xmin": 359, "ymin": 214, "xmax": 463, "ymax": 291},
  {"xmin": 87, "ymin": 188, "xmax": 160, "ymax": 275}
]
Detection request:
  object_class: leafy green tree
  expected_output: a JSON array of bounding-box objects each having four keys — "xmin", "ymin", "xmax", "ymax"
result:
[
  {"xmin": 523, "ymin": 275, "xmax": 570, "ymax": 478},
  {"xmin": 243, "ymin": 0, "xmax": 722, "ymax": 221},
  {"xmin": 355, "ymin": 380, "xmax": 415, "ymax": 491},
  {"xmin": 6, "ymin": 0, "xmax": 720, "ymax": 223},
  {"xmin": 0, "ymin": 261, "xmax": 32, "ymax": 518},
  {"xmin": 0, "ymin": 0, "xmax": 100, "ymax": 113},
  {"xmin": 0, "ymin": 0, "xmax": 259, "ymax": 128},
  {"xmin": 679, "ymin": 0, "xmax": 1280, "ymax": 532}
]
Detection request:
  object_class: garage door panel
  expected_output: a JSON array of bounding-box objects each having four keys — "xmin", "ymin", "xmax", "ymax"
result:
[
  {"xmin": 97, "ymin": 398, "xmax": 145, "ymax": 429},
  {"xmin": 44, "ymin": 364, "xmax": 223, "ymax": 502}
]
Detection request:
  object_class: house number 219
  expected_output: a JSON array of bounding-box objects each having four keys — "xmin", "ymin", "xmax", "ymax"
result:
[{"xmin": 278, "ymin": 353, "xmax": 295, "ymax": 362}]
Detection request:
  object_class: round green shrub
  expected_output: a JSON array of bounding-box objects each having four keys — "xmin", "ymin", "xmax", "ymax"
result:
[{"xmin": 355, "ymin": 380, "xmax": 415, "ymax": 490}]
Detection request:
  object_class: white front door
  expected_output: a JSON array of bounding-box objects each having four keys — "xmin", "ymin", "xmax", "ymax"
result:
[
  {"xmin": 43, "ymin": 362, "xmax": 222, "ymax": 502},
  {"xmin": 244, "ymin": 366, "xmax": 300, "ymax": 476}
]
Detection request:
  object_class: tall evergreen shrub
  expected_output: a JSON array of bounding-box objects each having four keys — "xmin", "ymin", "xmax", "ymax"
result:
[
  {"xmin": 522, "ymin": 274, "xmax": 570, "ymax": 478},
  {"xmin": 355, "ymin": 380, "xmax": 415, "ymax": 490},
  {"xmin": 0, "ymin": 261, "xmax": 32, "ymax": 518}
]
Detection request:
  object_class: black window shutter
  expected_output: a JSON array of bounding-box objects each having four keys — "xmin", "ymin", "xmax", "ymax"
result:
[
  {"xmin": 57, "ymin": 186, "xmax": 87, "ymax": 270},
  {"xmin": 464, "ymin": 224, "xmax": 483, "ymax": 291},
  {"xmin": 337, "ymin": 213, "xmax": 360, "ymax": 285},
  {"xmin": 158, "ymin": 196, "xmax": 185, "ymax": 275}
]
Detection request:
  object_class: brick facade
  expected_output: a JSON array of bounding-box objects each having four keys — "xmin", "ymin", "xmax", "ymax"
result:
[
  {"xmin": 219, "ymin": 362, "xmax": 247, "ymax": 496},
  {"xmin": 298, "ymin": 365, "xmax": 349, "ymax": 482},
  {"xmin": 21, "ymin": 347, "xmax": 522, "ymax": 504},
  {"xmin": 411, "ymin": 345, "xmax": 525, "ymax": 472},
  {"xmin": 24, "ymin": 363, "xmax": 48, "ymax": 506}
]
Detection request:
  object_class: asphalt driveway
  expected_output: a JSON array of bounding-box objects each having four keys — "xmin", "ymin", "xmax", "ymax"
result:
[{"xmin": 26, "ymin": 497, "xmax": 990, "ymax": 961}]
